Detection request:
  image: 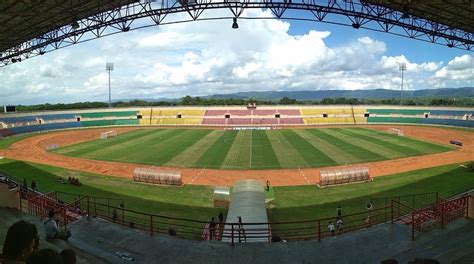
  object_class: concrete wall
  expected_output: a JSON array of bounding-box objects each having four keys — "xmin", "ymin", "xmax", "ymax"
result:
[{"xmin": 0, "ymin": 183, "xmax": 19, "ymax": 209}]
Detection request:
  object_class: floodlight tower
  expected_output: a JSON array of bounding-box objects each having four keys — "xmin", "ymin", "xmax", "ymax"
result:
[
  {"xmin": 399, "ymin": 62, "xmax": 406, "ymax": 106},
  {"xmin": 106, "ymin": 62, "xmax": 114, "ymax": 108}
]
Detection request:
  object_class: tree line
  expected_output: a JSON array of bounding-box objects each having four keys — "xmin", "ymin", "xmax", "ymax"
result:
[{"xmin": 4, "ymin": 96, "xmax": 473, "ymax": 112}]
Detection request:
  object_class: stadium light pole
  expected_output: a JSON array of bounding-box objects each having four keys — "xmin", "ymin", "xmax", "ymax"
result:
[
  {"xmin": 106, "ymin": 62, "xmax": 114, "ymax": 108},
  {"xmin": 399, "ymin": 62, "xmax": 406, "ymax": 106}
]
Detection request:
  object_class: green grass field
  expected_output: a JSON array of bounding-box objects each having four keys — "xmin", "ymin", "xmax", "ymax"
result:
[
  {"xmin": 1, "ymin": 158, "xmax": 472, "ymax": 222},
  {"xmin": 53, "ymin": 127, "xmax": 453, "ymax": 169}
]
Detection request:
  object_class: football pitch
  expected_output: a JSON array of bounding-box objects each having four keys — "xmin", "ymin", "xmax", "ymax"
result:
[{"xmin": 52, "ymin": 127, "xmax": 453, "ymax": 169}]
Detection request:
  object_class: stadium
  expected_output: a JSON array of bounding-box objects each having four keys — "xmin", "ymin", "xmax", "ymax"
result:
[{"xmin": 0, "ymin": 1, "xmax": 473, "ymax": 264}]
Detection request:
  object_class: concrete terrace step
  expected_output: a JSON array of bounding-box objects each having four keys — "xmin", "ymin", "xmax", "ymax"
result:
[{"xmin": 0, "ymin": 207, "xmax": 107, "ymax": 264}]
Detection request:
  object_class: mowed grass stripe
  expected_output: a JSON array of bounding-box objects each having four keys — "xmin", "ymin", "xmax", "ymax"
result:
[
  {"xmin": 324, "ymin": 128, "xmax": 404, "ymax": 159},
  {"xmin": 221, "ymin": 131, "xmax": 252, "ymax": 169},
  {"xmin": 308, "ymin": 129, "xmax": 385, "ymax": 162},
  {"xmin": 195, "ymin": 131, "xmax": 238, "ymax": 169},
  {"xmin": 339, "ymin": 128, "xmax": 427, "ymax": 156},
  {"xmin": 355, "ymin": 127, "xmax": 453, "ymax": 154},
  {"xmin": 280, "ymin": 130, "xmax": 336, "ymax": 167},
  {"xmin": 133, "ymin": 129, "xmax": 212, "ymax": 165},
  {"xmin": 294, "ymin": 129, "xmax": 361, "ymax": 164},
  {"xmin": 251, "ymin": 130, "xmax": 280, "ymax": 169},
  {"xmin": 164, "ymin": 130, "xmax": 224, "ymax": 167},
  {"xmin": 54, "ymin": 129, "xmax": 153, "ymax": 156},
  {"xmin": 266, "ymin": 130, "xmax": 309, "ymax": 168},
  {"xmin": 101, "ymin": 129, "xmax": 185, "ymax": 161}
]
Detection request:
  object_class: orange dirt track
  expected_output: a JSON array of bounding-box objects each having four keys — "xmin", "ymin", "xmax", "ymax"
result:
[{"xmin": 0, "ymin": 125, "xmax": 472, "ymax": 187}]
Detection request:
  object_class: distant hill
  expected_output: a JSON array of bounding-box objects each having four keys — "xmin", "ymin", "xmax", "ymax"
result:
[{"xmin": 203, "ymin": 87, "xmax": 474, "ymax": 101}]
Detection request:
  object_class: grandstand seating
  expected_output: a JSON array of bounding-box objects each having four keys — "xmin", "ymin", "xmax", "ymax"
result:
[
  {"xmin": 367, "ymin": 117, "xmax": 423, "ymax": 124},
  {"xmin": 10, "ymin": 122, "xmax": 82, "ymax": 134},
  {"xmin": 158, "ymin": 118, "xmax": 203, "ymax": 125},
  {"xmin": 202, "ymin": 118, "xmax": 227, "ymax": 125},
  {"xmin": 205, "ymin": 110, "xmax": 228, "ymax": 116},
  {"xmin": 0, "ymin": 106, "xmax": 472, "ymax": 139},
  {"xmin": 0, "ymin": 128, "xmax": 15, "ymax": 137},
  {"xmin": 39, "ymin": 113, "xmax": 76, "ymax": 121},
  {"xmin": 303, "ymin": 117, "xmax": 357, "ymax": 124},
  {"xmin": 300, "ymin": 108, "xmax": 354, "ymax": 115},
  {"xmin": 81, "ymin": 119, "xmax": 139, "ymax": 127},
  {"xmin": 428, "ymin": 110, "xmax": 473, "ymax": 117},
  {"xmin": 420, "ymin": 118, "xmax": 473, "ymax": 128},
  {"xmin": 367, "ymin": 109, "xmax": 426, "ymax": 115},
  {"xmin": 0, "ymin": 115, "xmax": 37, "ymax": 124},
  {"xmin": 279, "ymin": 118, "xmax": 304, "ymax": 125},
  {"xmin": 79, "ymin": 111, "xmax": 138, "ymax": 118}
]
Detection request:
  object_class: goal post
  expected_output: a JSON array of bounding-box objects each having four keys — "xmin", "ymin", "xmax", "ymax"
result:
[
  {"xmin": 100, "ymin": 130, "xmax": 117, "ymax": 139},
  {"xmin": 388, "ymin": 128, "xmax": 404, "ymax": 136}
]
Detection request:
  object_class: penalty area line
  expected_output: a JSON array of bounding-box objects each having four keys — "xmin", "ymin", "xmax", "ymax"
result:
[
  {"xmin": 190, "ymin": 167, "xmax": 206, "ymax": 184},
  {"xmin": 298, "ymin": 167, "xmax": 311, "ymax": 185}
]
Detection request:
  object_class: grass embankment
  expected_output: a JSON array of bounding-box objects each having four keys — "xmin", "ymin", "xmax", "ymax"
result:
[{"xmin": 1, "ymin": 158, "xmax": 472, "ymax": 222}]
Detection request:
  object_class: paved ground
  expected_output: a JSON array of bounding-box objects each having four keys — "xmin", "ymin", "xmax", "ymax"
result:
[
  {"xmin": 0, "ymin": 207, "xmax": 107, "ymax": 264},
  {"xmin": 65, "ymin": 216, "xmax": 474, "ymax": 264},
  {"xmin": 2, "ymin": 206, "xmax": 473, "ymax": 263}
]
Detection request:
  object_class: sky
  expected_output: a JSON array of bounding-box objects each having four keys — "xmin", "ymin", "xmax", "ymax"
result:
[{"xmin": 0, "ymin": 8, "xmax": 473, "ymax": 105}]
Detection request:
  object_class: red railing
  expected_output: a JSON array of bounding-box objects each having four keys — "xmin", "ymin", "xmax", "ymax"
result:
[
  {"xmin": 19, "ymin": 190, "xmax": 88, "ymax": 232},
  {"xmin": 16, "ymin": 188, "xmax": 471, "ymax": 244},
  {"xmin": 392, "ymin": 195, "xmax": 470, "ymax": 240}
]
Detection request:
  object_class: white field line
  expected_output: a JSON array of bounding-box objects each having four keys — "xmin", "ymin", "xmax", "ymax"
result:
[
  {"xmin": 298, "ymin": 167, "xmax": 311, "ymax": 185},
  {"xmin": 190, "ymin": 167, "xmax": 206, "ymax": 184}
]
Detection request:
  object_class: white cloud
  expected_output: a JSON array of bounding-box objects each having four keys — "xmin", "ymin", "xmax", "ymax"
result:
[
  {"xmin": 0, "ymin": 9, "xmax": 471, "ymax": 105},
  {"xmin": 434, "ymin": 55, "xmax": 473, "ymax": 81}
]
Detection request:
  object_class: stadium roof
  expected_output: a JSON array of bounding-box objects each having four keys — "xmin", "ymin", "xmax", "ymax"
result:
[
  {"xmin": 0, "ymin": 0, "xmax": 138, "ymax": 52},
  {"xmin": 0, "ymin": 0, "xmax": 472, "ymax": 59},
  {"xmin": 362, "ymin": 0, "xmax": 473, "ymax": 34}
]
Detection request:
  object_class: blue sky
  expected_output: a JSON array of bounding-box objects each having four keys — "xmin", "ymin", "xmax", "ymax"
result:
[{"xmin": 0, "ymin": 8, "xmax": 472, "ymax": 105}]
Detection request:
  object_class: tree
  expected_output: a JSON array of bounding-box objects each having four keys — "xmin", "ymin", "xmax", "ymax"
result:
[{"xmin": 279, "ymin": 97, "xmax": 298, "ymax": 105}]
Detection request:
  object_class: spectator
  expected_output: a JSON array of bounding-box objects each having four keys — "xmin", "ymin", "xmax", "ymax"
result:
[
  {"xmin": 44, "ymin": 209, "xmax": 71, "ymax": 241},
  {"xmin": 266, "ymin": 180, "xmax": 270, "ymax": 191},
  {"xmin": 2, "ymin": 220, "xmax": 38, "ymax": 262},
  {"xmin": 218, "ymin": 212, "xmax": 224, "ymax": 223},
  {"xmin": 336, "ymin": 217, "xmax": 343, "ymax": 232},
  {"xmin": 327, "ymin": 221, "xmax": 335, "ymax": 236},
  {"xmin": 60, "ymin": 249, "xmax": 76, "ymax": 264},
  {"xmin": 209, "ymin": 217, "xmax": 217, "ymax": 240},
  {"xmin": 366, "ymin": 202, "xmax": 373, "ymax": 225},
  {"xmin": 336, "ymin": 205, "xmax": 342, "ymax": 217},
  {"xmin": 26, "ymin": 249, "xmax": 63, "ymax": 264},
  {"xmin": 237, "ymin": 216, "xmax": 246, "ymax": 243},
  {"xmin": 168, "ymin": 228, "xmax": 177, "ymax": 237},
  {"xmin": 112, "ymin": 208, "xmax": 118, "ymax": 222},
  {"xmin": 30, "ymin": 180, "xmax": 37, "ymax": 193}
]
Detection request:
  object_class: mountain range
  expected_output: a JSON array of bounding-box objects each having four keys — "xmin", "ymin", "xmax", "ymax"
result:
[{"xmin": 203, "ymin": 87, "xmax": 474, "ymax": 101}]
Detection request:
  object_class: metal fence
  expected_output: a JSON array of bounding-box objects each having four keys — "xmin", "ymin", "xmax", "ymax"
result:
[{"xmin": 14, "ymin": 188, "xmax": 471, "ymax": 245}]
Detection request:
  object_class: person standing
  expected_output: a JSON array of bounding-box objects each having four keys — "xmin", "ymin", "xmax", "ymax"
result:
[
  {"xmin": 336, "ymin": 217, "xmax": 343, "ymax": 233},
  {"xmin": 209, "ymin": 217, "xmax": 216, "ymax": 240},
  {"xmin": 30, "ymin": 180, "xmax": 37, "ymax": 193},
  {"xmin": 336, "ymin": 205, "xmax": 342, "ymax": 217},
  {"xmin": 328, "ymin": 221, "xmax": 335, "ymax": 236},
  {"xmin": 366, "ymin": 202, "xmax": 373, "ymax": 225},
  {"xmin": 218, "ymin": 212, "xmax": 224, "ymax": 223}
]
